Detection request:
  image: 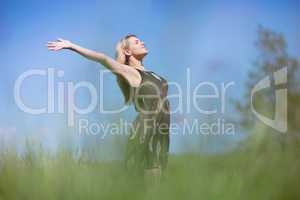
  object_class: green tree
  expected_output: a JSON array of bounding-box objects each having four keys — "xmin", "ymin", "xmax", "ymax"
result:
[{"xmin": 236, "ymin": 25, "xmax": 300, "ymax": 148}]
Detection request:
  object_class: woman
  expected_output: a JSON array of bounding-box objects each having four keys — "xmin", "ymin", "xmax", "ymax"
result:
[{"xmin": 47, "ymin": 34, "xmax": 170, "ymax": 183}]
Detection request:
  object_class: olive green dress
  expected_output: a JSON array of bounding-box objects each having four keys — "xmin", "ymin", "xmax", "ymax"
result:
[{"xmin": 124, "ymin": 68, "xmax": 170, "ymax": 175}]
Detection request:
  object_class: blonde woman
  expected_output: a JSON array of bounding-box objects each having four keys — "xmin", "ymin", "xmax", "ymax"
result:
[{"xmin": 47, "ymin": 34, "xmax": 170, "ymax": 183}]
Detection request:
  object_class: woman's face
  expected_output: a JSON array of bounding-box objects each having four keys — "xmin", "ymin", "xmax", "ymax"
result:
[{"xmin": 126, "ymin": 36, "xmax": 148, "ymax": 60}]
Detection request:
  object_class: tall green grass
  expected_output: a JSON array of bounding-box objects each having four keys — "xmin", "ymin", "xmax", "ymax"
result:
[{"xmin": 1, "ymin": 130, "xmax": 300, "ymax": 200}]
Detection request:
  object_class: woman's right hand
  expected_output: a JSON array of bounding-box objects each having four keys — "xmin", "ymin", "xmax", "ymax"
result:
[{"xmin": 47, "ymin": 38, "xmax": 73, "ymax": 51}]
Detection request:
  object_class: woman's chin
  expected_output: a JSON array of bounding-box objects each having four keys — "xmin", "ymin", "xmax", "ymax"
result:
[{"xmin": 138, "ymin": 51, "xmax": 148, "ymax": 60}]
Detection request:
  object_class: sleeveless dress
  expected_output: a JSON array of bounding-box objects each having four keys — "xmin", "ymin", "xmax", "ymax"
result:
[{"xmin": 124, "ymin": 68, "xmax": 170, "ymax": 175}]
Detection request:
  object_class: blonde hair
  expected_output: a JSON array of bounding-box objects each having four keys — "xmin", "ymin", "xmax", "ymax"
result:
[{"xmin": 115, "ymin": 34, "xmax": 137, "ymax": 105}]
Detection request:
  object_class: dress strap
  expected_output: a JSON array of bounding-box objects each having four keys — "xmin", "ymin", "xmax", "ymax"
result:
[
  {"xmin": 135, "ymin": 68, "xmax": 148, "ymax": 77},
  {"xmin": 134, "ymin": 68, "xmax": 145, "ymax": 88}
]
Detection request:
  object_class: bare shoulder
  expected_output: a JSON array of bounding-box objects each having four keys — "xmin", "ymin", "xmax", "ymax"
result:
[{"xmin": 114, "ymin": 64, "xmax": 142, "ymax": 87}]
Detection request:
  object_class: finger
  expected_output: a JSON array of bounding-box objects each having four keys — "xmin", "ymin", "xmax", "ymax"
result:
[
  {"xmin": 47, "ymin": 44, "xmax": 56, "ymax": 48},
  {"xmin": 48, "ymin": 46, "xmax": 57, "ymax": 49},
  {"xmin": 47, "ymin": 41, "xmax": 56, "ymax": 44},
  {"xmin": 54, "ymin": 47, "xmax": 62, "ymax": 51},
  {"xmin": 57, "ymin": 38, "xmax": 64, "ymax": 42}
]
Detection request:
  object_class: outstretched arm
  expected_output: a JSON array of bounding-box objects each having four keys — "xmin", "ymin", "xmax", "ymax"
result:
[
  {"xmin": 47, "ymin": 38, "xmax": 123, "ymax": 74},
  {"xmin": 46, "ymin": 38, "xmax": 141, "ymax": 87}
]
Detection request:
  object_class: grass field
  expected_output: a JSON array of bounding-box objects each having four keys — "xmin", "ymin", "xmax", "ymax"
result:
[{"xmin": 1, "ymin": 131, "xmax": 300, "ymax": 200}]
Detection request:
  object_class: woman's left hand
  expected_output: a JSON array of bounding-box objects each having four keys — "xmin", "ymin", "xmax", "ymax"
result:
[{"xmin": 47, "ymin": 38, "xmax": 73, "ymax": 51}]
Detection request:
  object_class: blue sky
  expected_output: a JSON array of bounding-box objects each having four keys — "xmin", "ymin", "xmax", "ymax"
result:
[{"xmin": 1, "ymin": 0, "xmax": 299, "ymax": 156}]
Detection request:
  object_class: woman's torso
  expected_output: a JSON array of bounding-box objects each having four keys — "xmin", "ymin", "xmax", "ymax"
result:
[{"xmin": 131, "ymin": 68, "xmax": 170, "ymax": 116}]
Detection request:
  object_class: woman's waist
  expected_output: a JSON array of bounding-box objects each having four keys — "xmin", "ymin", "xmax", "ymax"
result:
[{"xmin": 134, "ymin": 98, "xmax": 170, "ymax": 114}]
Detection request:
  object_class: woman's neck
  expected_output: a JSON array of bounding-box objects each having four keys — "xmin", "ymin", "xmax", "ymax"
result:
[{"xmin": 128, "ymin": 56, "xmax": 145, "ymax": 70}]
